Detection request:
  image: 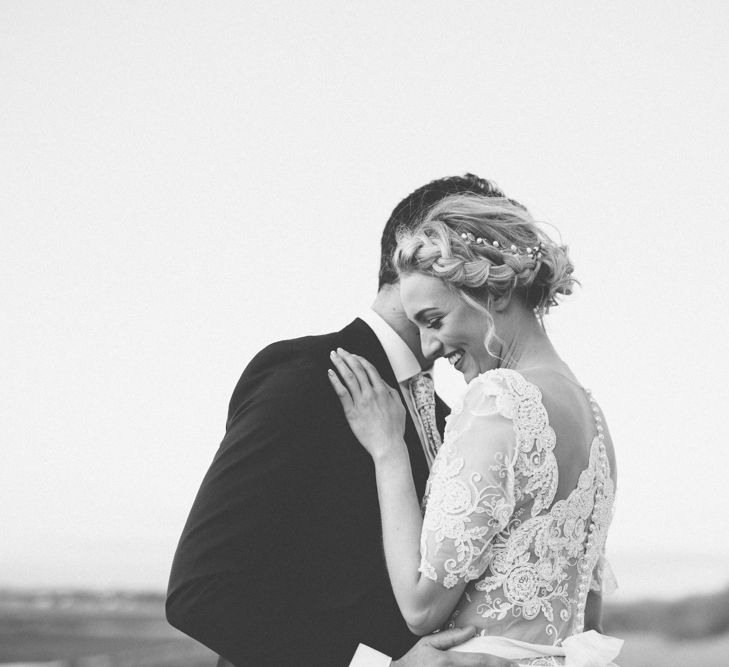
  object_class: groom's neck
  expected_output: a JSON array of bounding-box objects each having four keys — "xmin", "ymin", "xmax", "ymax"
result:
[{"xmin": 372, "ymin": 284, "xmax": 432, "ymax": 371}]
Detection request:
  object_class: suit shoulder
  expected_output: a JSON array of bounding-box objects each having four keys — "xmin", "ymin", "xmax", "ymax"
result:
[
  {"xmin": 227, "ymin": 330, "xmax": 341, "ymax": 410},
  {"xmin": 247, "ymin": 331, "xmax": 338, "ymax": 376}
]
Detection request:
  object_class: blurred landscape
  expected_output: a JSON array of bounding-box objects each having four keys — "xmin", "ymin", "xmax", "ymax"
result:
[
  {"xmin": 0, "ymin": 590, "xmax": 215, "ymax": 667},
  {"xmin": 2, "ymin": 588, "xmax": 729, "ymax": 666}
]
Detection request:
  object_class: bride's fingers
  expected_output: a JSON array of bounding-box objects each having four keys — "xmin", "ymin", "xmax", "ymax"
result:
[
  {"xmin": 355, "ymin": 355, "xmax": 391, "ymax": 393},
  {"xmin": 330, "ymin": 350, "xmax": 362, "ymax": 398},
  {"xmin": 336, "ymin": 348, "xmax": 373, "ymax": 395},
  {"xmin": 327, "ymin": 369, "xmax": 354, "ymax": 411}
]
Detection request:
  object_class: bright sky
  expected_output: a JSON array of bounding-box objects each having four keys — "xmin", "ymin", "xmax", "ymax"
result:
[{"xmin": 3, "ymin": 1, "xmax": 728, "ymax": 600}]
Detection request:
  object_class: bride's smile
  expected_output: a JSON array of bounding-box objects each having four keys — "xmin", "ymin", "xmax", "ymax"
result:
[{"xmin": 399, "ymin": 272, "xmax": 494, "ymax": 382}]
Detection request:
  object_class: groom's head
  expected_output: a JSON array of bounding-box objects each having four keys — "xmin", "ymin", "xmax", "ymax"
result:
[
  {"xmin": 378, "ymin": 173, "xmax": 506, "ymax": 290},
  {"xmin": 375, "ymin": 174, "xmax": 507, "ymax": 369}
]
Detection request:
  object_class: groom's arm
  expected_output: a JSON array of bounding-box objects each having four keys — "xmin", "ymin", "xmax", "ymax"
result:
[
  {"xmin": 166, "ymin": 353, "xmax": 319, "ymax": 664},
  {"xmin": 349, "ymin": 631, "xmax": 516, "ymax": 667}
]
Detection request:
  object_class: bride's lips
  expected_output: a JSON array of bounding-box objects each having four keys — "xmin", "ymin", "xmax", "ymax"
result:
[{"xmin": 446, "ymin": 350, "xmax": 465, "ymax": 371}]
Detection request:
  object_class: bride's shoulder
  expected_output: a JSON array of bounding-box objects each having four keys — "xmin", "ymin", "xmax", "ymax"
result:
[
  {"xmin": 452, "ymin": 369, "xmax": 532, "ymax": 421},
  {"xmin": 467, "ymin": 368, "xmax": 543, "ymax": 402}
]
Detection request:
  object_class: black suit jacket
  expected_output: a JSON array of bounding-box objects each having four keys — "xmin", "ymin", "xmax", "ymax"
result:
[{"xmin": 167, "ymin": 319, "xmax": 449, "ymax": 666}]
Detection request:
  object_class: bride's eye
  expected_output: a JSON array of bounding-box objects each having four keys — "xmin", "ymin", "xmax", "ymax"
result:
[{"xmin": 426, "ymin": 317, "xmax": 443, "ymax": 330}]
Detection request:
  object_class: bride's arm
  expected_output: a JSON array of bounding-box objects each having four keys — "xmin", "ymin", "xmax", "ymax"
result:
[
  {"xmin": 372, "ymin": 447, "xmax": 467, "ymax": 634},
  {"xmin": 328, "ymin": 349, "xmax": 465, "ymax": 633},
  {"xmin": 329, "ymin": 349, "xmax": 514, "ymax": 636}
]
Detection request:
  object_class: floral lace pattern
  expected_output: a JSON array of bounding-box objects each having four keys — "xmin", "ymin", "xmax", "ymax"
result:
[{"xmin": 419, "ymin": 369, "xmax": 615, "ymax": 645}]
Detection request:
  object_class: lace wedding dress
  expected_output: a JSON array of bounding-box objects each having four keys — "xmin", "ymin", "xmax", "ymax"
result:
[{"xmin": 420, "ymin": 369, "xmax": 620, "ymax": 666}]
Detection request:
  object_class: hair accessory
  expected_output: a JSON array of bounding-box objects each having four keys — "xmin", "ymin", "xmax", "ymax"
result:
[
  {"xmin": 460, "ymin": 231, "xmax": 544, "ymax": 260},
  {"xmin": 461, "ymin": 232, "xmax": 486, "ymax": 246}
]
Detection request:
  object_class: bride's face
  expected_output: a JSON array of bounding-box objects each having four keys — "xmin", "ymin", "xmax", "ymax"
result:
[{"xmin": 400, "ymin": 272, "xmax": 494, "ymax": 382}]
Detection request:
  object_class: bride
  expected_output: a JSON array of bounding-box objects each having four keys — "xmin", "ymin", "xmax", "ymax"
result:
[{"xmin": 328, "ymin": 193, "xmax": 622, "ymax": 667}]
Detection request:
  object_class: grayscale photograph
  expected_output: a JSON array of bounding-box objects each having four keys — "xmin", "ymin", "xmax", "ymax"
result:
[{"xmin": 3, "ymin": 2, "xmax": 728, "ymax": 666}]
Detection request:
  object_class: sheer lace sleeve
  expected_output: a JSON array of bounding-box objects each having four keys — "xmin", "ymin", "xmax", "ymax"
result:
[{"xmin": 419, "ymin": 374, "xmax": 517, "ymax": 589}]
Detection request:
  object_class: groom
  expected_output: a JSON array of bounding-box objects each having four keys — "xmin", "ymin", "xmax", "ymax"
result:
[{"xmin": 166, "ymin": 175, "xmax": 512, "ymax": 666}]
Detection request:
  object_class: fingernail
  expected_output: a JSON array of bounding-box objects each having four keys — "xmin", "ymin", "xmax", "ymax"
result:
[
  {"xmin": 327, "ymin": 369, "xmax": 334, "ymax": 375},
  {"xmin": 330, "ymin": 350, "xmax": 337, "ymax": 357}
]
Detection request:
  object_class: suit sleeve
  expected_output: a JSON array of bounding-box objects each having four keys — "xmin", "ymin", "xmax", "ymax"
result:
[{"xmin": 166, "ymin": 357, "xmax": 320, "ymax": 664}]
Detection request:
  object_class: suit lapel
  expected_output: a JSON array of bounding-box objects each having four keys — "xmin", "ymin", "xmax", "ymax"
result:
[
  {"xmin": 339, "ymin": 319, "xmax": 429, "ymax": 500},
  {"xmin": 434, "ymin": 393, "xmax": 450, "ymax": 441}
]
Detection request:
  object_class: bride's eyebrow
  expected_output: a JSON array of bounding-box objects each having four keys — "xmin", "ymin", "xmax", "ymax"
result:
[{"xmin": 413, "ymin": 307, "xmax": 439, "ymax": 322}]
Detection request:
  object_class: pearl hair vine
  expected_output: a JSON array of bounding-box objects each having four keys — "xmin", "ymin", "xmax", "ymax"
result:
[{"xmin": 459, "ymin": 231, "xmax": 545, "ymax": 260}]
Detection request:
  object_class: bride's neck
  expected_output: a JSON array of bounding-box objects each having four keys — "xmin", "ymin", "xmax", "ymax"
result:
[{"xmin": 497, "ymin": 305, "xmax": 563, "ymax": 372}]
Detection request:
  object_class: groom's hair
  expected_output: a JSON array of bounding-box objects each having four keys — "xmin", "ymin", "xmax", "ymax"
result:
[{"xmin": 378, "ymin": 173, "xmax": 506, "ymax": 289}]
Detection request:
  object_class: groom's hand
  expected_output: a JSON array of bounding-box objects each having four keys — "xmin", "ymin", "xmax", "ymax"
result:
[{"xmin": 391, "ymin": 626, "xmax": 517, "ymax": 667}]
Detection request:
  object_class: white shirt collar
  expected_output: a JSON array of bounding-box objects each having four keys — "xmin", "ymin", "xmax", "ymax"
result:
[{"xmin": 358, "ymin": 309, "xmax": 421, "ymax": 384}]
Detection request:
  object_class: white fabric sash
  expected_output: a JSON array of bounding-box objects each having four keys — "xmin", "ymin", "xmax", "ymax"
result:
[{"xmin": 449, "ymin": 630, "xmax": 623, "ymax": 666}]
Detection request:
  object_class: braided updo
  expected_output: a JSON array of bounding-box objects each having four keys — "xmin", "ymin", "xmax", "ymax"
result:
[{"xmin": 393, "ymin": 194, "xmax": 577, "ymax": 322}]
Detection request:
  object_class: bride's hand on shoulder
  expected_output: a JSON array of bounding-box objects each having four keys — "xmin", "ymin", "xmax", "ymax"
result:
[{"xmin": 328, "ymin": 348, "xmax": 407, "ymax": 462}]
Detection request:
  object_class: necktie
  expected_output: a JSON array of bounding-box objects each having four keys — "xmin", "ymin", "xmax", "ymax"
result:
[{"xmin": 408, "ymin": 371, "xmax": 442, "ymax": 466}]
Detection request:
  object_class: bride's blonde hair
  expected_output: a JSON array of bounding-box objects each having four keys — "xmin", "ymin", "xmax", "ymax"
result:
[{"xmin": 393, "ymin": 193, "xmax": 577, "ymax": 351}]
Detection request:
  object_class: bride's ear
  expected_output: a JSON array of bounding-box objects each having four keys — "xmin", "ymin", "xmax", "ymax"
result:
[{"xmin": 492, "ymin": 291, "xmax": 512, "ymax": 312}]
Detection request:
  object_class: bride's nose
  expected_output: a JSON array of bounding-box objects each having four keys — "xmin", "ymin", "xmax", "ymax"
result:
[{"xmin": 420, "ymin": 328, "xmax": 443, "ymax": 360}]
